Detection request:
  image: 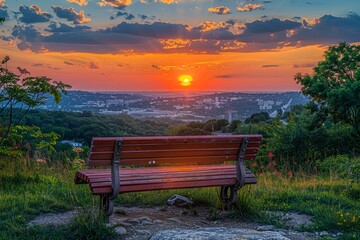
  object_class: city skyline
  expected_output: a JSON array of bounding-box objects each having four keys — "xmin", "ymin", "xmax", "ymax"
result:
[{"xmin": 0, "ymin": 0, "xmax": 359, "ymax": 91}]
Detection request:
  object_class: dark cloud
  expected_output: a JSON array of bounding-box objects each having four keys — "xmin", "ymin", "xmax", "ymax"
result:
[
  {"xmin": 9, "ymin": 14, "xmax": 360, "ymax": 54},
  {"xmin": 0, "ymin": 8, "xmax": 8, "ymax": 19},
  {"xmin": 215, "ymin": 75, "xmax": 232, "ymax": 78},
  {"xmin": 263, "ymin": 1, "xmax": 271, "ymax": 3},
  {"xmin": 292, "ymin": 16, "xmax": 301, "ymax": 20},
  {"xmin": 243, "ymin": 18, "xmax": 301, "ymax": 34},
  {"xmin": 64, "ymin": 61, "xmax": 75, "ymax": 65},
  {"xmin": 261, "ymin": 15, "xmax": 267, "ymax": 19},
  {"xmin": 262, "ymin": 64, "xmax": 279, "ymax": 68},
  {"xmin": 111, "ymin": 11, "xmax": 135, "ymax": 20},
  {"xmin": 208, "ymin": 6, "xmax": 231, "ymax": 15},
  {"xmin": 293, "ymin": 14, "xmax": 360, "ymax": 45},
  {"xmin": 306, "ymin": 2, "xmax": 312, "ymax": 4},
  {"xmin": 293, "ymin": 63, "xmax": 315, "ymax": 68},
  {"xmin": 32, "ymin": 63, "xmax": 61, "ymax": 70},
  {"xmin": 51, "ymin": 6, "xmax": 91, "ymax": 24},
  {"xmin": 226, "ymin": 19, "xmax": 236, "ymax": 25},
  {"xmin": 46, "ymin": 22, "xmax": 91, "ymax": 32},
  {"xmin": 19, "ymin": 5, "xmax": 52, "ymax": 23}
]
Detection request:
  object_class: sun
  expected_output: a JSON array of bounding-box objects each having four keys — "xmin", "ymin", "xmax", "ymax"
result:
[{"xmin": 178, "ymin": 75, "xmax": 193, "ymax": 87}]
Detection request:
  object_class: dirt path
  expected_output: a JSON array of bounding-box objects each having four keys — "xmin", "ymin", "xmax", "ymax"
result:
[{"xmin": 28, "ymin": 206, "xmax": 341, "ymax": 239}]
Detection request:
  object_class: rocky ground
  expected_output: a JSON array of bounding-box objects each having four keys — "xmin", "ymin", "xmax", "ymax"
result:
[{"xmin": 27, "ymin": 205, "xmax": 344, "ymax": 239}]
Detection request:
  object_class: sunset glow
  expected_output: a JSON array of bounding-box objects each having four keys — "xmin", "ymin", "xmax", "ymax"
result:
[
  {"xmin": 178, "ymin": 75, "xmax": 193, "ymax": 87},
  {"xmin": 0, "ymin": 1, "xmax": 359, "ymax": 91}
]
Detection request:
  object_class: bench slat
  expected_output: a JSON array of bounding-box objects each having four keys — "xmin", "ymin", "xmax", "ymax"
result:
[
  {"xmin": 91, "ymin": 135, "xmax": 262, "ymax": 146},
  {"xmin": 90, "ymin": 142, "xmax": 260, "ymax": 152}
]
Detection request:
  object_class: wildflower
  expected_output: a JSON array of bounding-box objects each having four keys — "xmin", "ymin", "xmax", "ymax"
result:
[
  {"xmin": 272, "ymin": 160, "xmax": 277, "ymax": 166},
  {"xmin": 36, "ymin": 159, "xmax": 46, "ymax": 163},
  {"xmin": 251, "ymin": 162, "xmax": 258, "ymax": 167},
  {"xmin": 259, "ymin": 173, "xmax": 264, "ymax": 176},
  {"xmin": 287, "ymin": 170, "xmax": 293, "ymax": 177},
  {"xmin": 25, "ymin": 142, "xmax": 30, "ymax": 146},
  {"xmin": 273, "ymin": 170, "xmax": 280, "ymax": 175},
  {"xmin": 266, "ymin": 162, "xmax": 272, "ymax": 169},
  {"xmin": 268, "ymin": 152, "xmax": 275, "ymax": 158}
]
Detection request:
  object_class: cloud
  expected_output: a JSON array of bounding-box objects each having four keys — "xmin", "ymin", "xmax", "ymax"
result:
[
  {"xmin": 51, "ymin": 6, "xmax": 91, "ymax": 24},
  {"xmin": 32, "ymin": 63, "xmax": 61, "ymax": 70},
  {"xmin": 67, "ymin": 0, "xmax": 88, "ymax": 6},
  {"xmin": 9, "ymin": 14, "xmax": 360, "ymax": 55},
  {"xmin": 158, "ymin": 38, "xmax": 191, "ymax": 49},
  {"xmin": 46, "ymin": 22, "xmax": 91, "ymax": 32},
  {"xmin": 293, "ymin": 63, "xmax": 315, "ymax": 68},
  {"xmin": 262, "ymin": 64, "xmax": 279, "ymax": 68},
  {"xmin": 237, "ymin": 4, "xmax": 264, "ymax": 12},
  {"xmin": 64, "ymin": 61, "xmax": 74, "ymax": 65},
  {"xmin": 0, "ymin": 0, "xmax": 5, "ymax": 7},
  {"xmin": 208, "ymin": 6, "xmax": 231, "ymax": 15},
  {"xmin": 153, "ymin": 0, "xmax": 177, "ymax": 4},
  {"xmin": 98, "ymin": 0, "xmax": 132, "ymax": 9},
  {"xmin": 243, "ymin": 18, "xmax": 301, "ymax": 34},
  {"xmin": 263, "ymin": 1, "xmax": 271, "ymax": 3},
  {"xmin": 19, "ymin": 5, "xmax": 52, "ymax": 23},
  {"xmin": 215, "ymin": 74, "xmax": 232, "ymax": 78},
  {"xmin": 0, "ymin": 7, "xmax": 8, "ymax": 19},
  {"xmin": 111, "ymin": 11, "xmax": 135, "ymax": 20},
  {"xmin": 88, "ymin": 62, "xmax": 99, "ymax": 69},
  {"xmin": 293, "ymin": 14, "xmax": 360, "ymax": 45}
]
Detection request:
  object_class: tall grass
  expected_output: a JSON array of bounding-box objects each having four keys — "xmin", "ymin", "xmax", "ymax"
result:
[{"xmin": 0, "ymin": 158, "xmax": 359, "ymax": 239}]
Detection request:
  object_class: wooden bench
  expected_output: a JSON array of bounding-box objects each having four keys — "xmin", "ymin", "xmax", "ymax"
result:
[{"xmin": 74, "ymin": 135, "xmax": 262, "ymax": 220}]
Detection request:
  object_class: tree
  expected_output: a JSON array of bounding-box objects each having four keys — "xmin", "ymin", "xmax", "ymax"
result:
[
  {"xmin": 0, "ymin": 56, "xmax": 71, "ymax": 146},
  {"xmin": 295, "ymin": 42, "xmax": 360, "ymax": 142}
]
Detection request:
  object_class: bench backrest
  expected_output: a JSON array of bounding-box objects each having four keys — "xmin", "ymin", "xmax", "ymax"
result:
[{"xmin": 88, "ymin": 135, "xmax": 262, "ymax": 167}]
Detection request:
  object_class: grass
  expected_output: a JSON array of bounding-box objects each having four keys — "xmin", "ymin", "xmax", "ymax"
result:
[{"xmin": 0, "ymin": 158, "xmax": 359, "ymax": 239}]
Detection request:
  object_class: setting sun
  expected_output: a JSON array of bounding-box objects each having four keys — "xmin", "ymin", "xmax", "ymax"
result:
[{"xmin": 178, "ymin": 75, "xmax": 193, "ymax": 87}]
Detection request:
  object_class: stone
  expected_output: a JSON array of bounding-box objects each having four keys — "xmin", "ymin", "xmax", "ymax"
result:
[
  {"xmin": 128, "ymin": 218, "xmax": 141, "ymax": 224},
  {"xmin": 141, "ymin": 220, "xmax": 154, "ymax": 225},
  {"xmin": 149, "ymin": 227, "xmax": 290, "ymax": 240},
  {"xmin": 139, "ymin": 216, "xmax": 152, "ymax": 222},
  {"xmin": 166, "ymin": 217, "xmax": 183, "ymax": 224},
  {"xmin": 154, "ymin": 220, "xmax": 163, "ymax": 224},
  {"xmin": 320, "ymin": 231, "xmax": 329, "ymax": 236},
  {"xmin": 166, "ymin": 194, "xmax": 193, "ymax": 207},
  {"xmin": 114, "ymin": 226, "xmax": 127, "ymax": 235},
  {"xmin": 27, "ymin": 210, "xmax": 78, "ymax": 227},
  {"xmin": 256, "ymin": 225, "xmax": 276, "ymax": 231},
  {"xmin": 136, "ymin": 229, "xmax": 151, "ymax": 235}
]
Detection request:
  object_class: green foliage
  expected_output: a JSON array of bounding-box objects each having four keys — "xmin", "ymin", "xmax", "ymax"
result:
[
  {"xmin": 21, "ymin": 109, "xmax": 173, "ymax": 145},
  {"xmin": 244, "ymin": 112, "xmax": 270, "ymax": 124},
  {"xmin": 259, "ymin": 103, "xmax": 356, "ymax": 170},
  {"xmin": 295, "ymin": 42, "xmax": 360, "ymax": 142},
  {"xmin": 318, "ymin": 156, "xmax": 360, "ymax": 183},
  {"xmin": 0, "ymin": 17, "xmax": 4, "ymax": 24},
  {"xmin": 169, "ymin": 119, "xmax": 229, "ymax": 136},
  {"xmin": 0, "ymin": 56, "xmax": 71, "ymax": 155}
]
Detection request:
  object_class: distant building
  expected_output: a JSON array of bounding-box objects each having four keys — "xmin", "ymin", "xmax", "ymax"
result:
[
  {"xmin": 225, "ymin": 110, "xmax": 238, "ymax": 123},
  {"xmin": 60, "ymin": 140, "xmax": 83, "ymax": 147}
]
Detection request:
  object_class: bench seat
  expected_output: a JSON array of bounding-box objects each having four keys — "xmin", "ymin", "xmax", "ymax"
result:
[
  {"xmin": 75, "ymin": 165, "xmax": 257, "ymax": 195},
  {"xmin": 74, "ymin": 135, "xmax": 262, "ymax": 220}
]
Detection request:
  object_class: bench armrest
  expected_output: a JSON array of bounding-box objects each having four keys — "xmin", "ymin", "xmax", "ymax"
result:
[
  {"xmin": 236, "ymin": 138, "xmax": 249, "ymax": 188},
  {"xmin": 110, "ymin": 140, "xmax": 122, "ymax": 199}
]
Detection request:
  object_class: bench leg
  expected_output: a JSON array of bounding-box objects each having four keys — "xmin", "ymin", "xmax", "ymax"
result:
[
  {"xmin": 100, "ymin": 195, "xmax": 114, "ymax": 222},
  {"xmin": 220, "ymin": 186, "xmax": 238, "ymax": 207}
]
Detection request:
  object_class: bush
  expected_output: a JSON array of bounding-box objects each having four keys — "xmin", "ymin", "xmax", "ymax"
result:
[{"xmin": 318, "ymin": 155, "xmax": 360, "ymax": 183}]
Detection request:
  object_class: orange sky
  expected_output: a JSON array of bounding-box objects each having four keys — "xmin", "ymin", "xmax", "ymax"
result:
[{"xmin": 1, "ymin": 41, "xmax": 325, "ymax": 91}]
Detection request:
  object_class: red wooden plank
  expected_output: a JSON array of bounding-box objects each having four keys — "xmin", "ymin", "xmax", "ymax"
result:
[{"xmin": 91, "ymin": 142, "xmax": 260, "ymax": 152}]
